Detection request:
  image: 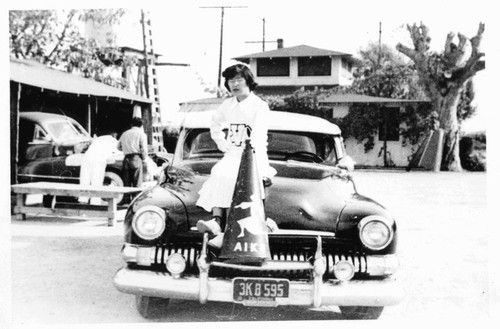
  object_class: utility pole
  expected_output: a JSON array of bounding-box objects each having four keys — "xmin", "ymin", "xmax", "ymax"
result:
[
  {"xmin": 262, "ymin": 17, "xmax": 265, "ymax": 51},
  {"xmin": 140, "ymin": 10, "xmax": 150, "ymax": 99},
  {"xmin": 376, "ymin": 21, "xmax": 388, "ymax": 167},
  {"xmin": 377, "ymin": 21, "xmax": 382, "ymax": 69},
  {"xmin": 200, "ymin": 5, "xmax": 247, "ymax": 97},
  {"xmin": 245, "ymin": 18, "xmax": 281, "ymax": 51}
]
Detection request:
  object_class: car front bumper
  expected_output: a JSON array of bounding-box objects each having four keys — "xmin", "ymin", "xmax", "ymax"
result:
[{"xmin": 114, "ymin": 267, "xmax": 404, "ymax": 307}]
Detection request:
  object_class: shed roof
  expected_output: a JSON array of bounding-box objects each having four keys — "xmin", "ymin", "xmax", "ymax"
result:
[
  {"xmin": 233, "ymin": 44, "xmax": 352, "ymax": 60},
  {"xmin": 10, "ymin": 58, "xmax": 152, "ymax": 104}
]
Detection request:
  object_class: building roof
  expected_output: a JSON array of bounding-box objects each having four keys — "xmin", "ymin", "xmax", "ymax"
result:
[
  {"xmin": 175, "ymin": 97, "xmax": 341, "ymax": 135},
  {"xmin": 319, "ymin": 93, "xmax": 428, "ymax": 104},
  {"xmin": 10, "ymin": 58, "xmax": 152, "ymax": 104},
  {"xmin": 233, "ymin": 44, "xmax": 352, "ymax": 60}
]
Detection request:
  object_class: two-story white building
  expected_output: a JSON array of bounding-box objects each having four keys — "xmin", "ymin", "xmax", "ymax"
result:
[{"xmin": 233, "ymin": 43, "xmax": 357, "ymax": 95}]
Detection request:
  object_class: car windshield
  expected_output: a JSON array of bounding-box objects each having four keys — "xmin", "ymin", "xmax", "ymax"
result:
[
  {"xmin": 182, "ymin": 129, "xmax": 343, "ymax": 163},
  {"xmin": 47, "ymin": 120, "xmax": 89, "ymax": 141}
]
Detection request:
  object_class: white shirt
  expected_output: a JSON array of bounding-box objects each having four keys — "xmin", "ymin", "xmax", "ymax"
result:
[
  {"xmin": 117, "ymin": 126, "xmax": 148, "ymax": 159},
  {"xmin": 210, "ymin": 92, "xmax": 275, "ymax": 178}
]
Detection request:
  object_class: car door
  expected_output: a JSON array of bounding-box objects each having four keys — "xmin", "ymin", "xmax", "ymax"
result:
[{"xmin": 17, "ymin": 121, "xmax": 57, "ymax": 182}]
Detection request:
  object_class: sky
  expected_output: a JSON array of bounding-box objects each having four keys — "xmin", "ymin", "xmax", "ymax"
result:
[{"xmin": 3, "ymin": 0, "xmax": 496, "ymax": 130}]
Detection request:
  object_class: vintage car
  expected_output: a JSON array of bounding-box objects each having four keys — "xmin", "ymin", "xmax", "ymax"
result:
[
  {"xmin": 113, "ymin": 110, "xmax": 403, "ymax": 320},
  {"xmin": 16, "ymin": 111, "xmax": 170, "ymax": 203}
]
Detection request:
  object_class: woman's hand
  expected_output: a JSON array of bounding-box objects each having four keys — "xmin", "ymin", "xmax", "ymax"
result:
[{"xmin": 216, "ymin": 140, "xmax": 231, "ymax": 153}]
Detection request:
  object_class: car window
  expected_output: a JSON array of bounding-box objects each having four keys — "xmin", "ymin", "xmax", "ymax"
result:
[
  {"xmin": 189, "ymin": 131, "xmax": 221, "ymax": 157},
  {"xmin": 268, "ymin": 132, "xmax": 316, "ymax": 154},
  {"xmin": 267, "ymin": 131, "xmax": 340, "ymax": 162},
  {"xmin": 33, "ymin": 125, "xmax": 50, "ymax": 142},
  {"xmin": 183, "ymin": 129, "xmax": 341, "ymax": 164},
  {"xmin": 71, "ymin": 122, "xmax": 89, "ymax": 137},
  {"xmin": 47, "ymin": 121, "xmax": 86, "ymax": 141}
]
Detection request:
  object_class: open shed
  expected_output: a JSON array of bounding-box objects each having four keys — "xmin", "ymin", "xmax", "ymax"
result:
[{"xmin": 10, "ymin": 58, "xmax": 153, "ymax": 183}]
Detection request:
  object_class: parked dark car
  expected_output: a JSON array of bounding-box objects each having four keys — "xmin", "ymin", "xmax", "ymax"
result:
[
  {"xmin": 113, "ymin": 110, "xmax": 403, "ymax": 319},
  {"xmin": 16, "ymin": 112, "xmax": 170, "ymax": 203}
]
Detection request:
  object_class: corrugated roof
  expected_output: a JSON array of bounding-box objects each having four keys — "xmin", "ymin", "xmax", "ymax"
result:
[
  {"xmin": 319, "ymin": 93, "xmax": 428, "ymax": 104},
  {"xmin": 233, "ymin": 44, "xmax": 352, "ymax": 60},
  {"xmin": 10, "ymin": 58, "xmax": 152, "ymax": 104}
]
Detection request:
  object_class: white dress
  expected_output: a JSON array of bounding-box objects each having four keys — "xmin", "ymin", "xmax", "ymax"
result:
[{"xmin": 196, "ymin": 92, "xmax": 276, "ymax": 212}]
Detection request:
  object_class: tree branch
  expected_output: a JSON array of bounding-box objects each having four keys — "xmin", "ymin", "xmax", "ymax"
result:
[
  {"xmin": 46, "ymin": 10, "xmax": 76, "ymax": 63},
  {"xmin": 456, "ymin": 22, "xmax": 485, "ymax": 83},
  {"xmin": 470, "ymin": 22, "xmax": 485, "ymax": 58},
  {"xmin": 396, "ymin": 43, "xmax": 416, "ymax": 60},
  {"xmin": 444, "ymin": 32, "xmax": 455, "ymax": 55}
]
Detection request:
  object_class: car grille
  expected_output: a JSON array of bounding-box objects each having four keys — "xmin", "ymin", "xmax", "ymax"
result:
[{"xmin": 152, "ymin": 234, "xmax": 368, "ymax": 280}]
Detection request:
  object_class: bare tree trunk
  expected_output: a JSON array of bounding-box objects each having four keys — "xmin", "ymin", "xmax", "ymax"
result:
[
  {"xmin": 438, "ymin": 86, "xmax": 463, "ymax": 171},
  {"xmin": 396, "ymin": 22, "xmax": 485, "ymax": 171}
]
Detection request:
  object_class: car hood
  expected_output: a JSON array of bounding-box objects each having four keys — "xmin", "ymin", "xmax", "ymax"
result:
[{"xmin": 169, "ymin": 159, "xmax": 357, "ymax": 233}]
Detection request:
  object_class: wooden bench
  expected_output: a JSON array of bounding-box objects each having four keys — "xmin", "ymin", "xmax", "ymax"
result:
[{"xmin": 11, "ymin": 182, "xmax": 145, "ymax": 226}]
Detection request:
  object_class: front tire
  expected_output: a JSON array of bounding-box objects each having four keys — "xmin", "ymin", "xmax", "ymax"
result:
[
  {"xmin": 339, "ymin": 306, "xmax": 384, "ymax": 319},
  {"xmin": 135, "ymin": 295, "xmax": 170, "ymax": 319},
  {"xmin": 103, "ymin": 171, "xmax": 124, "ymax": 204}
]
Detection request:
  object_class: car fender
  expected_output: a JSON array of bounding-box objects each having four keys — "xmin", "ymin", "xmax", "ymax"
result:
[
  {"xmin": 336, "ymin": 194, "xmax": 397, "ymax": 253},
  {"xmin": 124, "ymin": 185, "xmax": 189, "ymax": 245}
]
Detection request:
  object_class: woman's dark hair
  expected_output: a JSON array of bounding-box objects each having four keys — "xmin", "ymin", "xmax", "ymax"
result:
[{"xmin": 222, "ymin": 64, "xmax": 258, "ymax": 91}]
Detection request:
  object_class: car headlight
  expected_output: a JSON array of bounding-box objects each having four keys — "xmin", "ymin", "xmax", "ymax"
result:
[
  {"xmin": 132, "ymin": 205, "xmax": 166, "ymax": 240},
  {"xmin": 358, "ymin": 215, "xmax": 394, "ymax": 250},
  {"xmin": 166, "ymin": 253, "xmax": 186, "ymax": 278},
  {"xmin": 333, "ymin": 260, "xmax": 355, "ymax": 281}
]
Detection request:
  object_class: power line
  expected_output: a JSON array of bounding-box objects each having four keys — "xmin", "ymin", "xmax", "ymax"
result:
[{"xmin": 200, "ymin": 5, "xmax": 247, "ymax": 97}]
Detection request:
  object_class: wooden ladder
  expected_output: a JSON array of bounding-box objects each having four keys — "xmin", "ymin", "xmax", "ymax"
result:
[{"xmin": 141, "ymin": 10, "xmax": 163, "ymax": 149}]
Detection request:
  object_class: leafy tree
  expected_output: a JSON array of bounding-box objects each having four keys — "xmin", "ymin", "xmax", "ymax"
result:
[
  {"xmin": 396, "ymin": 22, "xmax": 485, "ymax": 171},
  {"xmin": 355, "ymin": 41, "xmax": 407, "ymax": 77},
  {"xmin": 263, "ymin": 87, "xmax": 332, "ymax": 119},
  {"xmin": 9, "ymin": 9, "xmax": 129, "ymax": 88},
  {"xmin": 338, "ymin": 42, "xmax": 433, "ymax": 153}
]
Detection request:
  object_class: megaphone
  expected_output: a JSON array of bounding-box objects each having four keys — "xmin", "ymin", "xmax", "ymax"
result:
[{"xmin": 219, "ymin": 139, "xmax": 271, "ymax": 262}]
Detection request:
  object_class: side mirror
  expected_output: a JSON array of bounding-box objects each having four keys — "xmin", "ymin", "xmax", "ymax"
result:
[{"xmin": 338, "ymin": 156, "xmax": 355, "ymax": 173}]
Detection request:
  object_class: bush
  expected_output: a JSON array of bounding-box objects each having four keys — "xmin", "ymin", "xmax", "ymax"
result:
[{"xmin": 459, "ymin": 131, "xmax": 486, "ymax": 171}]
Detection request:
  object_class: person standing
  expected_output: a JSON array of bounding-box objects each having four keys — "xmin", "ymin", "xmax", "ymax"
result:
[
  {"xmin": 195, "ymin": 63, "xmax": 277, "ymax": 247},
  {"xmin": 117, "ymin": 117, "xmax": 148, "ymax": 189},
  {"xmin": 78, "ymin": 131, "xmax": 119, "ymax": 205}
]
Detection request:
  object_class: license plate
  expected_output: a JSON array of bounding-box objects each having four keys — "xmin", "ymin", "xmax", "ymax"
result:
[{"xmin": 233, "ymin": 278, "xmax": 289, "ymax": 304}]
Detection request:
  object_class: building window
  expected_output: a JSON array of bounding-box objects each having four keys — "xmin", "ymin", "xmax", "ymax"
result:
[
  {"xmin": 257, "ymin": 58, "xmax": 290, "ymax": 76},
  {"xmin": 298, "ymin": 56, "xmax": 331, "ymax": 76},
  {"xmin": 341, "ymin": 58, "xmax": 352, "ymax": 72},
  {"xmin": 378, "ymin": 107, "xmax": 400, "ymax": 141}
]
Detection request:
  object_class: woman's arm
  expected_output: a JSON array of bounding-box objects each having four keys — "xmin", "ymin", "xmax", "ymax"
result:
[{"xmin": 210, "ymin": 102, "xmax": 230, "ymax": 152}]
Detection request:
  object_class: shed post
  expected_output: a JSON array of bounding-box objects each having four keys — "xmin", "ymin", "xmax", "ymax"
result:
[
  {"xmin": 86, "ymin": 98, "xmax": 92, "ymax": 134},
  {"xmin": 10, "ymin": 82, "xmax": 22, "ymax": 184}
]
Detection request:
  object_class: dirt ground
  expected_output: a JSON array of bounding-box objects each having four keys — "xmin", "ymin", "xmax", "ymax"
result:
[{"xmin": 3, "ymin": 170, "xmax": 498, "ymax": 328}]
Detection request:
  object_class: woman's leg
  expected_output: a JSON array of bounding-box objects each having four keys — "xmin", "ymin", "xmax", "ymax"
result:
[{"xmin": 197, "ymin": 207, "xmax": 226, "ymax": 235}]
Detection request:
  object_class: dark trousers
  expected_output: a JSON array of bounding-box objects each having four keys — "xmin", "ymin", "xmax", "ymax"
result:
[{"xmin": 123, "ymin": 154, "xmax": 143, "ymax": 187}]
